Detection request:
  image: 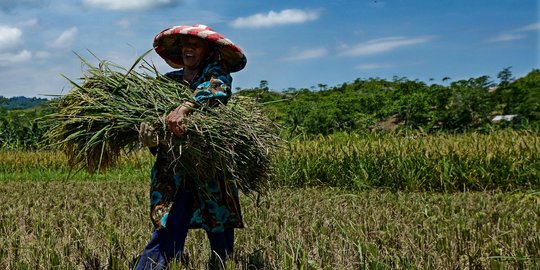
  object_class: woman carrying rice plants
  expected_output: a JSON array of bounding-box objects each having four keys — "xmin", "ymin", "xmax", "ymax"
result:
[{"xmin": 135, "ymin": 24, "xmax": 247, "ymax": 269}]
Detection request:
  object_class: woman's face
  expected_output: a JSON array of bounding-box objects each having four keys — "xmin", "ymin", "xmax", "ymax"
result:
[{"xmin": 181, "ymin": 36, "xmax": 210, "ymax": 70}]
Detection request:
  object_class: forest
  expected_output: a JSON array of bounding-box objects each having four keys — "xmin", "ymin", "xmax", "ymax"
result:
[{"xmin": 239, "ymin": 67, "xmax": 540, "ymax": 135}]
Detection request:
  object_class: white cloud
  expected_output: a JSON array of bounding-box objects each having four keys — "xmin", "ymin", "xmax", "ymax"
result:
[
  {"xmin": 518, "ymin": 22, "xmax": 540, "ymax": 32},
  {"xmin": 35, "ymin": 50, "xmax": 51, "ymax": 59},
  {"xmin": 0, "ymin": 25, "xmax": 23, "ymax": 51},
  {"xmin": 18, "ymin": 19, "xmax": 39, "ymax": 28},
  {"xmin": 487, "ymin": 22, "xmax": 539, "ymax": 43},
  {"xmin": 0, "ymin": 50, "xmax": 31, "ymax": 65},
  {"xmin": 48, "ymin": 27, "xmax": 78, "ymax": 49},
  {"xmin": 355, "ymin": 63, "xmax": 395, "ymax": 69},
  {"xmin": 286, "ymin": 48, "xmax": 327, "ymax": 60},
  {"xmin": 116, "ymin": 18, "xmax": 131, "ymax": 29},
  {"xmin": 339, "ymin": 36, "xmax": 433, "ymax": 57},
  {"xmin": 83, "ymin": 0, "xmax": 182, "ymax": 11},
  {"xmin": 231, "ymin": 9, "xmax": 320, "ymax": 28},
  {"xmin": 0, "ymin": 25, "xmax": 33, "ymax": 66},
  {"xmin": 487, "ymin": 33, "xmax": 526, "ymax": 43}
]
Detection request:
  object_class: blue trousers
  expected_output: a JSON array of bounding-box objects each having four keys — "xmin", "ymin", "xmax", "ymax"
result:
[{"xmin": 135, "ymin": 188, "xmax": 234, "ymax": 270}]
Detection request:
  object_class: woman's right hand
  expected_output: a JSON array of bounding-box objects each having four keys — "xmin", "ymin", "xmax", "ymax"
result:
[{"xmin": 166, "ymin": 102, "xmax": 194, "ymax": 137}]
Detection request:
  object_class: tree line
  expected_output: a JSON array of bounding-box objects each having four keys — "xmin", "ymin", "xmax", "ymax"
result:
[
  {"xmin": 0, "ymin": 96, "xmax": 49, "ymax": 110},
  {"xmin": 239, "ymin": 67, "xmax": 540, "ymax": 135},
  {"xmin": 1, "ymin": 68, "xmax": 539, "ymax": 150}
]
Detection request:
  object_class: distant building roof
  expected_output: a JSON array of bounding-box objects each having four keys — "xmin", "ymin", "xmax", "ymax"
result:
[{"xmin": 492, "ymin": 114, "xmax": 517, "ymax": 122}]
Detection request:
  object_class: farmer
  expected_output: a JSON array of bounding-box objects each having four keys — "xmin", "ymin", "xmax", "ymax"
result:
[{"xmin": 135, "ymin": 24, "xmax": 247, "ymax": 269}]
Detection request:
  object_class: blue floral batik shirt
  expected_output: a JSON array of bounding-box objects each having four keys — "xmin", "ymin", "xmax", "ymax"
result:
[
  {"xmin": 148, "ymin": 61, "xmax": 243, "ymax": 232},
  {"xmin": 165, "ymin": 60, "xmax": 232, "ymax": 105}
]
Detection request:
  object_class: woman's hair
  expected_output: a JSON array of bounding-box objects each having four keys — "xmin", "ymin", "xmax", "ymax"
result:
[
  {"xmin": 205, "ymin": 43, "xmax": 230, "ymax": 72},
  {"xmin": 206, "ymin": 42, "xmax": 218, "ymax": 60}
]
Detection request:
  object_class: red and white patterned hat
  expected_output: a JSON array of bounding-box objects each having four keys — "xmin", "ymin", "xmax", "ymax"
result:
[{"xmin": 153, "ymin": 24, "xmax": 247, "ymax": 72}]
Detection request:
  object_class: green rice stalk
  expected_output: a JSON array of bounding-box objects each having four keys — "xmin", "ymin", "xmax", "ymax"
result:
[{"xmin": 43, "ymin": 53, "xmax": 280, "ymax": 193}]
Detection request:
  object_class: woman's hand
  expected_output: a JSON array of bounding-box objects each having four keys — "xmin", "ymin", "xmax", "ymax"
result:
[
  {"xmin": 138, "ymin": 122, "xmax": 159, "ymax": 147},
  {"xmin": 166, "ymin": 102, "xmax": 194, "ymax": 137}
]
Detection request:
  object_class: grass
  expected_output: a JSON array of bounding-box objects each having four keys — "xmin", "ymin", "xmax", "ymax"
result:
[
  {"xmin": 2, "ymin": 130, "xmax": 539, "ymax": 191},
  {"xmin": 0, "ymin": 181, "xmax": 538, "ymax": 269},
  {"xmin": 0, "ymin": 150, "xmax": 151, "ymax": 181},
  {"xmin": 275, "ymin": 130, "xmax": 540, "ymax": 191}
]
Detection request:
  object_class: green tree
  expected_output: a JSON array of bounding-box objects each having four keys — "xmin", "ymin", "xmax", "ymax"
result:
[
  {"xmin": 259, "ymin": 80, "xmax": 269, "ymax": 91},
  {"xmin": 439, "ymin": 76, "xmax": 494, "ymax": 130},
  {"xmin": 509, "ymin": 69, "xmax": 540, "ymax": 127},
  {"xmin": 497, "ymin": 66, "xmax": 515, "ymax": 86}
]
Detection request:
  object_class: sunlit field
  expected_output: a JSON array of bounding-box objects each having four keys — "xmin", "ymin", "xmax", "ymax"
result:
[
  {"xmin": 1, "ymin": 131, "xmax": 539, "ymax": 269},
  {"xmin": 1, "ymin": 182, "xmax": 538, "ymax": 269}
]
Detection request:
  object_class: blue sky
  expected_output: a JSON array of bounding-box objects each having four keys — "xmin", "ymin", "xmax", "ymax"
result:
[{"xmin": 0, "ymin": 0, "xmax": 538, "ymax": 97}]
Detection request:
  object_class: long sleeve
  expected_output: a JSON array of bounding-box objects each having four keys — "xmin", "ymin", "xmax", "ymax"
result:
[{"xmin": 191, "ymin": 61, "xmax": 233, "ymax": 105}]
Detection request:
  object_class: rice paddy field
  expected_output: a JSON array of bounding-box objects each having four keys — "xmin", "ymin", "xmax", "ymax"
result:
[{"xmin": 1, "ymin": 130, "xmax": 539, "ymax": 269}]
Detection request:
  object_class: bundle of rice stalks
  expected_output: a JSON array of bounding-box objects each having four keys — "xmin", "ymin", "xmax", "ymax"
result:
[
  {"xmin": 173, "ymin": 97, "xmax": 279, "ymax": 192},
  {"xmin": 44, "ymin": 53, "xmax": 279, "ymax": 192}
]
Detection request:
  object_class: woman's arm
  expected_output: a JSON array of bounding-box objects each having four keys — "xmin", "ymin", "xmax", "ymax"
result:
[
  {"xmin": 166, "ymin": 76, "xmax": 232, "ymax": 137},
  {"xmin": 166, "ymin": 60, "xmax": 233, "ymax": 137}
]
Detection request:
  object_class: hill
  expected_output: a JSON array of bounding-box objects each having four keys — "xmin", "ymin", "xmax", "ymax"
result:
[
  {"xmin": 237, "ymin": 68, "xmax": 540, "ymax": 135},
  {"xmin": 0, "ymin": 96, "xmax": 49, "ymax": 110}
]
